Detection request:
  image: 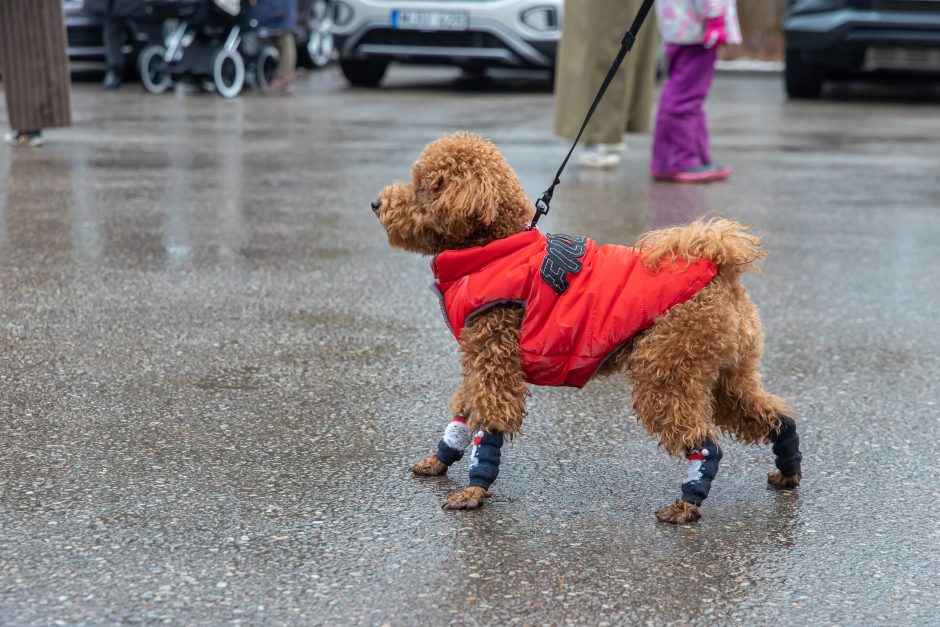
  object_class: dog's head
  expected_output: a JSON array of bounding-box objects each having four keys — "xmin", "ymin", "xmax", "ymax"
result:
[{"xmin": 372, "ymin": 132, "xmax": 534, "ymax": 255}]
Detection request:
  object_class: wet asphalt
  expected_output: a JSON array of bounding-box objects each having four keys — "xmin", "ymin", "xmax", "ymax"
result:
[{"xmin": 1, "ymin": 67, "xmax": 939, "ymax": 625}]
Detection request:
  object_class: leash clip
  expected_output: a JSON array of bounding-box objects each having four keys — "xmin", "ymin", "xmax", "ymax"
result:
[{"xmin": 528, "ymin": 187, "xmax": 555, "ymax": 230}]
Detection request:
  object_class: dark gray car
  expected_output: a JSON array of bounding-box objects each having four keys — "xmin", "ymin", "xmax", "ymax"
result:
[{"xmin": 784, "ymin": 0, "xmax": 940, "ymax": 98}]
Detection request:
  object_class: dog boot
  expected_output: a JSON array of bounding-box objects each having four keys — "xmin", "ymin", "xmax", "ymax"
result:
[
  {"xmin": 436, "ymin": 414, "xmax": 472, "ymax": 466},
  {"xmin": 768, "ymin": 415, "xmax": 802, "ymax": 488},
  {"xmin": 681, "ymin": 439, "xmax": 723, "ymax": 507},
  {"xmin": 657, "ymin": 438, "xmax": 722, "ymax": 524},
  {"xmin": 467, "ymin": 430, "xmax": 504, "ymax": 489},
  {"xmin": 413, "ymin": 414, "xmax": 472, "ymax": 476},
  {"xmin": 443, "ymin": 430, "xmax": 504, "ymax": 510}
]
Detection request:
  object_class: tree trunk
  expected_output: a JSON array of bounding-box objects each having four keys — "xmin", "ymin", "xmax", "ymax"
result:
[{"xmin": 721, "ymin": 0, "xmax": 787, "ymax": 61}]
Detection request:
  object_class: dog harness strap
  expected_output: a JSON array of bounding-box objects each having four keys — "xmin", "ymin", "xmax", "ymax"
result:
[
  {"xmin": 436, "ymin": 414, "xmax": 472, "ymax": 466},
  {"xmin": 681, "ymin": 439, "xmax": 723, "ymax": 506},
  {"xmin": 770, "ymin": 415, "xmax": 802, "ymax": 477},
  {"xmin": 467, "ymin": 430, "xmax": 504, "ymax": 490}
]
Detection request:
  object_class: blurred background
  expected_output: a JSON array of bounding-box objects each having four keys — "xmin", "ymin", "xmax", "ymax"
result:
[
  {"xmin": 2, "ymin": 1, "xmax": 939, "ymax": 625},
  {"xmin": 57, "ymin": 0, "xmax": 940, "ymax": 97}
]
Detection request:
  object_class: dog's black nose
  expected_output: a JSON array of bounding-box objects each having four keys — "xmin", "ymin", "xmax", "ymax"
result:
[{"xmin": 371, "ymin": 199, "xmax": 381, "ymax": 214}]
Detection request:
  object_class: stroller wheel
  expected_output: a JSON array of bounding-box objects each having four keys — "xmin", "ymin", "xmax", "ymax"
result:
[
  {"xmin": 212, "ymin": 48, "xmax": 245, "ymax": 98},
  {"xmin": 252, "ymin": 46, "xmax": 280, "ymax": 91},
  {"xmin": 139, "ymin": 45, "xmax": 172, "ymax": 94}
]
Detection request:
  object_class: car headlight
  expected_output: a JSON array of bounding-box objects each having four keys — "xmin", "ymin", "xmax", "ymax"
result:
[
  {"xmin": 521, "ymin": 6, "xmax": 559, "ymax": 32},
  {"xmin": 333, "ymin": 1, "xmax": 354, "ymax": 27}
]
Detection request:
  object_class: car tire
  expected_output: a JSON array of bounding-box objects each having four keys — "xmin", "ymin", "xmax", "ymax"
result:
[
  {"xmin": 785, "ymin": 48, "xmax": 824, "ymax": 99},
  {"xmin": 298, "ymin": 0, "xmax": 334, "ymax": 68},
  {"xmin": 213, "ymin": 48, "xmax": 246, "ymax": 98},
  {"xmin": 139, "ymin": 45, "xmax": 172, "ymax": 94},
  {"xmin": 340, "ymin": 59, "xmax": 389, "ymax": 87}
]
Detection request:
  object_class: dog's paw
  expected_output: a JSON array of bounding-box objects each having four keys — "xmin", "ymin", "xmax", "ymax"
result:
[
  {"xmin": 655, "ymin": 499, "xmax": 702, "ymax": 524},
  {"xmin": 767, "ymin": 470, "xmax": 802, "ymax": 489},
  {"xmin": 442, "ymin": 486, "xmax": 491, "ymax": 510},
  {"xmin": 411, "ymin": 451, "xmax": 448, "ymax": 477}
]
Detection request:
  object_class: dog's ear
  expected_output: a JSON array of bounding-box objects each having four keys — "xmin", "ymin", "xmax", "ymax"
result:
[{"xmin": 426, "ymin": 156, "xmax": 501, "ymax": 240}]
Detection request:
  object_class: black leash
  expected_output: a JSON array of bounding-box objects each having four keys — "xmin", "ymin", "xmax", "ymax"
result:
[{"xmin": 529, "ymin": 0, "xmax": 657, "ymax": 230}]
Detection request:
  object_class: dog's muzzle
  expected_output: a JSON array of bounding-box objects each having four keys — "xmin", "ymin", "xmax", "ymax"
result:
[{"xmin": 371, "ymin": 199, "xmax": 381, "ymax": 214}]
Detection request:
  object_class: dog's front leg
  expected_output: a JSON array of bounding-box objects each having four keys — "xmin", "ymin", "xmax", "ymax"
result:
[
  {"xmin": 442, "ymin": 307, "xmax": 527, "ymax": 511},
  {"xmin": 411, "ymin": 389, "xmax": 473, "ymax": 477}
]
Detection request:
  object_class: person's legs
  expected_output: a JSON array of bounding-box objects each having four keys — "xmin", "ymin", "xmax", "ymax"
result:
[
  {"xmin": 692, "ymin": 47, "xmax": 718, "ymax": 166},
  {"xmin": 265, "ymin": 33, "xmax": 297, "ymax": 95},
  {"xmin": 102, "ymin": 3, "xmax": 124, "ymax": 89},
  {"xmin": 276, "ymin": 32, "xmax": 297, "ymax": 83},
  {"xmin": 651, "ymin": 44, "xmax": 717, "ymax": 177}
]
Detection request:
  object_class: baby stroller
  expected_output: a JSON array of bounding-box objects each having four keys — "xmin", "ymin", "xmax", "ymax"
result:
[{"xmin": 138, "ymin": 0, "xmax": 280, "ymax": 97}]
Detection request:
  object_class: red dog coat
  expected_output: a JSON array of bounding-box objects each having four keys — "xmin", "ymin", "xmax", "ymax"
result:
[{"xmin": 432, "ymin": 229, "xmax": 717, "ymax": 388}]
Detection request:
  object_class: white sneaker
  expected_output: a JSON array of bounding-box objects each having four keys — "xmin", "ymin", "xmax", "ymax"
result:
[
  {"xmin": 4, "ymin": 130, "xmax": 44, "ymax": 147},
  {"xmin": 579, "ymin": 144, "xmax": 621, "ymax": 169}
]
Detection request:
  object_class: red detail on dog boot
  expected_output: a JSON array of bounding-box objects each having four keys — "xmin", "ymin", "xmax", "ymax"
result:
[
  {"xmin": 686, "ymin": 450, "xmax": 705, "ymax": 461},
  {"xmin": 453, "ymin": 414, "xmax": 467, "ymax": 424}
]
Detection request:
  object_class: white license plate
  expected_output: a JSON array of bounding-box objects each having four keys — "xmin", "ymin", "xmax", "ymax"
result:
[{"xmin": 390, "ymin": 10, "xmax": 469, "ymax": 31}]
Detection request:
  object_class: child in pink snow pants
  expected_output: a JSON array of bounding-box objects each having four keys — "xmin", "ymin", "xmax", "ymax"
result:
[{"xmin": 651, "ymin": 0, "xmax": 742, "ymax": 182}]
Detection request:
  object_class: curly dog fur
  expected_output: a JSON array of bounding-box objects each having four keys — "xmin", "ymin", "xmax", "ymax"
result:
[{"xmin": 375, "ymin": 132, "xmax": 801, "ymax": 522}]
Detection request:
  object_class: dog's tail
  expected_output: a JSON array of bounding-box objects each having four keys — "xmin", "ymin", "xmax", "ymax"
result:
[{"xmin": 635, "ymin": 218, "xmax": 764, "ymax": 278}]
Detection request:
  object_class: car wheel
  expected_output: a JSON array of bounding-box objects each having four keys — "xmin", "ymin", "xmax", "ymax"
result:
[
  {"xmin": 340, "ymin": 59, "xmax": 389, "ymax": 87},
  {"xmin": 299, "ymin": 0, "xmax": 334, "ymax": 68},
  {"xmin": 785, "ymin": 48, "xmax": 824, "ymax": 99},
  {"xmin": 139, "ymin": 45, "xmax": 171, "ymax": 94},
  {"xmin": 213, "ymin": 48, "xmax": 246, "ymax": 98}
]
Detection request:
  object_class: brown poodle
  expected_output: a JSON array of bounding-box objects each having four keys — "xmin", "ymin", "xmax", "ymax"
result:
[{"xmin": 372, "ymin": 132, "xmax": 802, "ymax": 524}]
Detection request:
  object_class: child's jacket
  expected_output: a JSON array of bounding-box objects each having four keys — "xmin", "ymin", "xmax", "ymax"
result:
[
  {"xmin": 431, "ymin": 229, "xmax": 717, "ymax": 388},
  {"xmin": 656, "ymin": 0, "xmax": 742, "ymax": 45}
]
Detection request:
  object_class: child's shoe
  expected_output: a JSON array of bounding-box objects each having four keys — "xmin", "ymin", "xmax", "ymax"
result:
[
  {"xmin": 652, "ymin": 164, "xmax": 714, "ymax": 183},
  {"xmin": 705, "ymin": 163, "xmax": 733, "ymax": 181}
]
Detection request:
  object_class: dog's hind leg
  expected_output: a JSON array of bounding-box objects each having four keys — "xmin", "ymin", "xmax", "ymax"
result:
[
  {"xmin": 714, "ymin": 373, "xmax": 803, "ymax": 488},
  {"xmin": 442, "ymin": 306, "xmax": 527, "ymax": 511},
  {"xmin": 767, "ymin": 415, "xmax": 802, "ymax": 489},
  {"xmin": 626, "ymin": 286, "xmax": 733, "ymax": 524},
  {"xmin": 712, "ymin": 299, "xmax": 802, "ymax": 488},
  {"xmin": 628, "ymin": 348, "xmax": 725, "ymax": 523},
  {"xmin": 657, "ymin": 438, "xmax": 724, "ymax": 524}
]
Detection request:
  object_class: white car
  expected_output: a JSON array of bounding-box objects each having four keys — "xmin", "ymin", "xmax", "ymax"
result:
[{"xmin": 332, "ymin": 0, "xmax": 562, "ymax": 86}]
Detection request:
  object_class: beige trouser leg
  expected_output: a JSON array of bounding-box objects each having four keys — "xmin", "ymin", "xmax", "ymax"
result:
[{"xmin": 275, "ymin": 33, "xmax": 296, "ymax": 83}]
